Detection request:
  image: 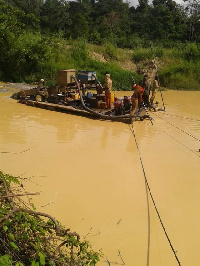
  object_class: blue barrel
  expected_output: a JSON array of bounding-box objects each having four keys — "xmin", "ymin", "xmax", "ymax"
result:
[{"xmin": 87, "ymin": 92, "xmax": 93, "ymax": 98}]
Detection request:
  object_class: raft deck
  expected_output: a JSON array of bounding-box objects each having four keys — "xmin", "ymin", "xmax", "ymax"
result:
[{"xmin": 20, "ymin": 100, "xmax": 149, "ymax": 123}]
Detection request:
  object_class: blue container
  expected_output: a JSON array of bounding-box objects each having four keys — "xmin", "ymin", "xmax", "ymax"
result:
[
  {"xmin": 78, "ymin": 71, "xmax": 96, "ymax": 82},
  {"xmin": 87, "ymin": 92, "xmax": 93, "ymax": 99}
]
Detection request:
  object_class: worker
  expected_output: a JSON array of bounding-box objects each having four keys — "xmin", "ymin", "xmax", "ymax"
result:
[
  {"xmin": 96, "ymin": 83, "xmax": 103, "ymax": 95},
  {"xmin": 37, "ymin": 79, "xmax": 48, "ymax": 101},
  {"xmin": 130, "ymin": 82, "xmax": 144, "ymax": 116},
  {"xmin": 142, "ymin": 75, "xmax": 151, "ymax": 107},
  {"xmin": 82, "ymin": 83, "xmax": 86, "ymax": 97},
  {"xmin": 150, "ymin": 75, "xmax": 159, "ymax": 106},
  {"xmin": 137, "ymin": 81, "xmax": 144, "ymax": 106},
  {"xmin": 38, "ymin": 79, "xmax": 45, "ymax": 89},
  {"xmin": 104, "ymin": 73, "xmax": 112, "ymax": 109}
]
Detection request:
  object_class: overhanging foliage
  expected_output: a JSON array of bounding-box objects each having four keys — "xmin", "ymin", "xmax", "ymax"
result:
[{"xmin": 0, "ymin": 171, "xmax": 101, "ymax": 265}]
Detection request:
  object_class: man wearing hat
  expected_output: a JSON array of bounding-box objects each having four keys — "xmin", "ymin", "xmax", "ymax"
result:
[
  {"xmin": 38, "ymin": 79, "xmax": 45, "ymax": 89},
  {"xmin": 130, "ymin": 81, "xmax": 144, "ymax": 116}
]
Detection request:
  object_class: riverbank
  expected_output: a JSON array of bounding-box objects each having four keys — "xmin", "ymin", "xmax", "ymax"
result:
[
  {"xmin": 1, "ymin": 82, "xmax": 35, "ymax": 90},
  {"xmin": 1, "ymin": 39, "xmax": 200, "ymax": 91}
]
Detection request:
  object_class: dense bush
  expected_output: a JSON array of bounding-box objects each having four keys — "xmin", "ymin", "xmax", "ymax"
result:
[
  {"xmin": 0, "ymin": 171, "xmax": 101, "ymax": 265},
  {"xmin": 159, "ymin": 60, "xmax": 200, "ymax": 90},
  {"xmin": 132, "ymin": 48, "xmax": 153, "ymax": 63},
  {"xmin": 70, "ymin": 38, "xmax": 89, "ymax": 63},
  {"xmin": 102, "ymin": 43, "xmax": 119, "ymax": 60},
  {"xmin": 0, "ymin": 31, "xmax": 65, "ymax": 83},
  {"xmin": 183, "ymin": 43, "xmax": 200, "ymax": 61},
  {"xmin": 171, "ymin": 43, "xmax": 200, "ymax": 62},
  {"xmin": 152, "ymin": 46, "xmax": 164, "ymax": 58},
  {"xmin": 89, "ymin": 61, "xmax": 140, "ymax": 91}
]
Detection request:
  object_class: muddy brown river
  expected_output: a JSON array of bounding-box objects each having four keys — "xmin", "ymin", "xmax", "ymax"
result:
[{"xmin": 0, "ymin": 84, "xmax": 200, "ymax": 265}]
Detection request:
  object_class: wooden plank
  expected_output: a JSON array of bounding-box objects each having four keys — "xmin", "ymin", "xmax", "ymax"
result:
[{"xmin": 21, "ymin": 100, "xmax": 141, "ymax": 124}]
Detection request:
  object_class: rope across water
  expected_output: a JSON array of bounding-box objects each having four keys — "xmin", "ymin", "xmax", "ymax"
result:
[
  {"xmin": 154, "ymin": 113, "xmax": 200, "ymax": 142},
  {"xmin": 129, "ymin": 121, "xmax": 181, "ymax": 266},
  {"xmin": 152, "ymin": 122, "xmax": 200, "ymax": 158}
]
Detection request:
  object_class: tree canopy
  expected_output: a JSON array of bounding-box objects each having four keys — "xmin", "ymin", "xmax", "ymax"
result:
[
  {"xmin": 1, "ymin": 0, "xmax": 199, "ymax": 46},
  {"xmin": 0, "ymin": 0, "xmax": 200, "ymax": 84}
]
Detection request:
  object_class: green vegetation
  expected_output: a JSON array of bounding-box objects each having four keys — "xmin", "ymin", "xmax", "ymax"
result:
[
  {"xmin": 0, "ymin": 0, "xmax": 200, "ymax": 90},
  {"xmin": 0, "ymin": 171, "xmax": 101, "ymax": 265},
  {"xmin": 157, "ymin": 43, "xmax": 200, "ymax": 90}
]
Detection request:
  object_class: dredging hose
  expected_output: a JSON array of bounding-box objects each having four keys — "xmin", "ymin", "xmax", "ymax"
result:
[
  {"xmin": 92, "ymin": 73, "xmax": 104, "ymax": 91},
  {"xmin": 71, "ymin": 75, "xmax": 152, "ymax": 122}
]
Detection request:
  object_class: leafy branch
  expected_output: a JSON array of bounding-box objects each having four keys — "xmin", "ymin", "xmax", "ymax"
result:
[{"xmin": 0, "ymin": 170, "xmax": 101, "ymax": 265}]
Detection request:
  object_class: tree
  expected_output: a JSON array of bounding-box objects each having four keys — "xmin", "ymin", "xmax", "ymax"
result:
[
  {"xmin": 148, "ymin": 0, "xmax": 187, "ymax": 42},
  {"xmin": 5, "ymin": 0, "xmax": 43, "ymax": 18},
  {"xmin": 0, "ymin": 0, "xmax": 30, "ymax": 80},
  {"xmin": 3, "ymin": 0, "xmax": 41, "ymax": 30},
  {"xmin": 40, "ymin": 0, "xmax": 70, "ymax": 34},
  {"xmin": 90, "ymin": 0, "xmax": 131, "ymax": 45},
  {"xmin": 184, "ymin": 0, "xmax": 200, "ymax": 41},
  {"xmin": 129, "ymin": 0, "xmax": 151, "ymax": 42},
  {"xmin": 137, "ymin": 0, "xmax": 149, "ymax": 12},
  {"xmin": 70, "ymin": 13, "xmax": 89, "ymax": 39}
]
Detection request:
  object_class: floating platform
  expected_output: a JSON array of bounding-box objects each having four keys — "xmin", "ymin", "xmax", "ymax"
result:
[{"xmin": 19, "ymin": 99, "xmax": 150, "ymax": 124}]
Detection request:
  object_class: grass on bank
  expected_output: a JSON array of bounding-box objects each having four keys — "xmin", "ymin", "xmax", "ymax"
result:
[
  {"xmin": 49, "ymin": 39, "xmax": 140, "ymax": 90},
  {"xmin": 1, "ymin": 33, "xmax": 200, "ymax": 91},
  {"xmin": 158, "ymin": 45, "xmax": 200, "ymax": 90},
  {"xmin": 132, "ymin": 42, "xmax": 200, "ymax": 90},
  {"xmin": 36, "ymin": 39, "xmax": 200, "ymax": 91}
]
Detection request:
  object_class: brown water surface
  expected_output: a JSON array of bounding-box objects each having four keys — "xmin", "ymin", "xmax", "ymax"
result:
[{"xmin": 0, "ymin": 84, "xmax": 200, "ymax": 265}]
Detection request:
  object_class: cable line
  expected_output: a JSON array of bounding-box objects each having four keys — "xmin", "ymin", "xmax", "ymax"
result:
[
  {"xmin": 145, "ymin": 180, "xmax": 151, "ymax": 266},
  {"xmin": 142, "ymin": 101, "xmax": 153, "ymax": 126},
  {"xmin": 162, "ymin": 113, "xmax": 200, "ymax": 122},
  {"xmin": 153, "ymin": 113, "xmax": 200, "ymax": 142},
  {"xmin": 129, "ymin": 121, "xmax": 181, "ymax": 266},
  {"xmin": 129, "ymin": 121, "xmax": 150, "ymax": 266},
  {"xmin": 153, "ymin": 123, "xmax": 200, "ymax": 158}
]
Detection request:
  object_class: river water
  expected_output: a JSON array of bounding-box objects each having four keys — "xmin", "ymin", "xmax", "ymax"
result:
[{"xmin": 0, "ymin": 84, "xmax": 200, "ymax": 266}]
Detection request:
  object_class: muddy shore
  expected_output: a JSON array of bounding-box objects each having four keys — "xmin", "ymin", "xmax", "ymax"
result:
[{"xmin": 0, "ymin": 82, "xmax": 35, "ymax": 91}]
